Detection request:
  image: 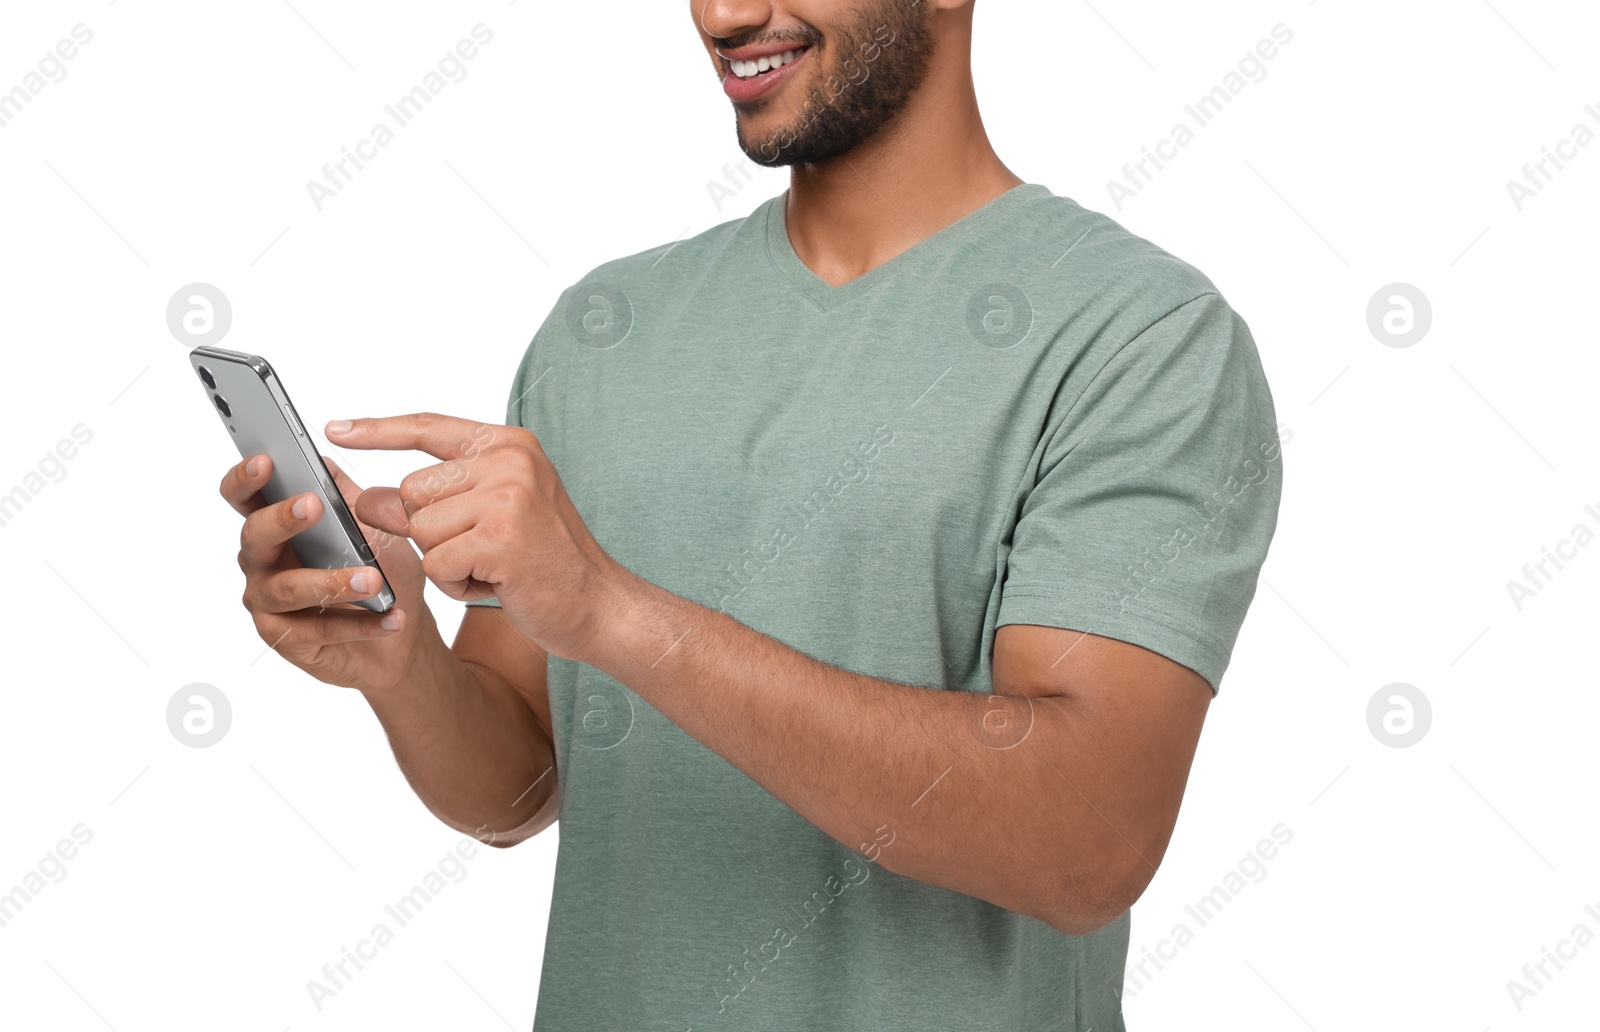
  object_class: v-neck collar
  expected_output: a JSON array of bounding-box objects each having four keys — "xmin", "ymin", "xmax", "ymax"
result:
[{"xmin": 764, "ymin": 183, "xmax": 1051, "ymax": 311}]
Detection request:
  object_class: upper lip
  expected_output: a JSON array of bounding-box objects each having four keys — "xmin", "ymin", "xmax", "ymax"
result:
[{"xmin": 716, "ymin": 41, "xmax": 809, "ymax": 64}]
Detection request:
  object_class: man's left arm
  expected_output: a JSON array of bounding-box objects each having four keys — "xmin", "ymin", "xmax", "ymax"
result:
[{"xmin": 582, "ymin": 573, "xmax": 1212, "ymax": 937}]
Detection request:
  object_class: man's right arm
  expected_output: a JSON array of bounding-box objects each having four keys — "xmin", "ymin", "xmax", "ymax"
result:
[
  {"xmin": 364, "ymin": 607, "xmax": 559, "ymax": 847},
  {"xmin": 223, "ymin": 452, "xmax": 558, "ymax": 847}
]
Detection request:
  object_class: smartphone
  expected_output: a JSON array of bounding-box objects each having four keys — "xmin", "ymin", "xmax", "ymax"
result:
[{"xmin": 191, "ymin": 346, "xmax": 396, "ymax": 613}]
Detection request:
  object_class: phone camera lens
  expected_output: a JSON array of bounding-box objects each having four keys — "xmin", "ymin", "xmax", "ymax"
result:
[
  {"xmin": 197, "ymin": 365, "xmax": 216, "ymax": 389},
  {"xmin": 214, "ymin": 394, "xmax": 232, "ymax": 418}
]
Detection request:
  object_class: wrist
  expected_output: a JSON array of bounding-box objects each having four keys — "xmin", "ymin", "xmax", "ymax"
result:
[
  {"xmin": 367, "ymin": 604, "xmax": 447, "ymax": 697},
  {"xmin": 574, "ymin": 560, "xmax": 657, "ymax": 674}
]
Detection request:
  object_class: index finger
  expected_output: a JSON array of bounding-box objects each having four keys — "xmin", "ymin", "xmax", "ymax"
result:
[{"xmin": 325, "ymin": 412, "xmax": 497, "ymax": 462}]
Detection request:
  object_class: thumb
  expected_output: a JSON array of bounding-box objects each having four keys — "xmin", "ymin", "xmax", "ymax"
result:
[{"xmin": 354, "ymin": 486, "xmax": 411, "ymax": 537}]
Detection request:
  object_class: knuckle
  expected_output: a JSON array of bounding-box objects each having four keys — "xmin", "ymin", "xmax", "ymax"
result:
[
  {"xmin": 413, "ymin": 472, "xmax": 445, "ymax": 506},
  {"xmin": 420, "ymin": 552, "xmax": 459, "ymax": 592},
  {"xmin": 492, "ymin": 482, "xmax": 528, "ymax": 511},
  {"xmin": 471, "ymin": 518, "xmax": 499, "ymax": 546},
  {"xmin": 241, "ymin": 572, "xmax": 268, "ymax": 610},
  {"xmin": 269, "ymin": 574, "xmax": 300, "ymax": 609},
  {"xmin": 508, "ymin": 441, "xmax": 539, "ymax": 471},
  {"xmin": 249, "ymin": 607, "xmax": 273, "ymax": 637},
  {"xmin": 403, "ymin": 507, "xmax": 426, "ymax": 539},
  {"xmin": 402, "ymin": 475, "xmax": 437, "ymax": 509}
]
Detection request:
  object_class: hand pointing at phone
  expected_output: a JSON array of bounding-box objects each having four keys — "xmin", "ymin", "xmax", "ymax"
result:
[{"xmin": 327, "ymin": 413, "xmax": 629, "ymax": 666}]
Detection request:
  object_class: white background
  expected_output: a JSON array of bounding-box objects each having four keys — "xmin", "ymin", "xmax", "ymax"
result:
[{"xmin": 1, "ymin": 0, "xmax": 1596, "ymax": 1029}]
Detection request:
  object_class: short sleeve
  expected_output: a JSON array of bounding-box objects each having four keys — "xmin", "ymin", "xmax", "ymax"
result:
[
  {"xmin": 464, "ymin": 318, "xmax": 554, "ymax": 610},
  {"xmin": 995, "ymin": 292, "xmax": 1283, "ymax": 693}
]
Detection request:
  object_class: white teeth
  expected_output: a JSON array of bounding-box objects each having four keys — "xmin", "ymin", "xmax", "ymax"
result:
[{"xmin": 732, "ymin": 49, "xmax": 799, "ymax": 79}]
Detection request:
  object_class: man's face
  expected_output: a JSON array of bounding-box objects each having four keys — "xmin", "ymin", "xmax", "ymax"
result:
[{"xmin": 692, "ymin": 1, "xmax": 935, "ymax": 167}]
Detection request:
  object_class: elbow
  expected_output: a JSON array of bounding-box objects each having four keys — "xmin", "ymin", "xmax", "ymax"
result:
[
  {"xmin": 1037, "ymin": 897, "xmax": 1133, "ymax": 938},
  {"xmin": 1035, "ymin": 856, "xmax": 1158, "ymax": 938},
  {"xmin": 459, "ymin": 819, "xmax": 545, "ymax": 850},
  {"xmin": 478, "ymin": 793, "xmax": 561, "ymax": 848},
  {"xmin": 1036, "ymin": 895, "xmax": 1137, "ymax": 938}
]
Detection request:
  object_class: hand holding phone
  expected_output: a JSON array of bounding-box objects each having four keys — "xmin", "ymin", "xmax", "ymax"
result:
[
  {"xmin": 197, "ymin": 348, "xmax": 432, "ymax": 692},
  {"xmin": 194, "ymin": 347, "xmax": 396, "ymax": 611}
]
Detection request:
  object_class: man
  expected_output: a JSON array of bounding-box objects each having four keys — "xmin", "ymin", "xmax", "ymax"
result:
[{"xmin": 222, "ymin": 1, "xmax": 1281, "ymax": 1028}]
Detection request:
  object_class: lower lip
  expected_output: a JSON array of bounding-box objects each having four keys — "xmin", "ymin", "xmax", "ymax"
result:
[{"xmin": 722, "ymin": 47, "xmax": 810, "ymax": 103}]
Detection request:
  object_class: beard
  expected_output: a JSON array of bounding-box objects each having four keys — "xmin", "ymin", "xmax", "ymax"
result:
[{"xmin": 734, "ymin": 1, "xmax": 935, "ymax": 167}]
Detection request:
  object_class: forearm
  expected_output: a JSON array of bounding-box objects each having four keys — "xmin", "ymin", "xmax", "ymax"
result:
[
  {"xmin": 360, "ymin": 613, "xmax": 556, "ymax": 842},
  {"xmin": 589, "ymin": 571, "xmax": 1161, "ymax": 934}
]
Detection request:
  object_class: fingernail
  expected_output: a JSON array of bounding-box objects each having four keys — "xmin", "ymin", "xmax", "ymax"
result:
[
  {"xmin": 246, "ymin": 455, "xmax": 261, "ymax": 476},
  {"xmin": 292, "ymin": 496, "xmax": 309, "ymax": 520},
  {"xmin": 350, "ymin": 569, "xmax": 377, "ymax": 594},
  {"xmin": 380, "ymin": 611, "xmax": 403, "ymax": 632},
  {"xmin": 326, "ymin": 420, "xmax": 353, "ymax": 435}
]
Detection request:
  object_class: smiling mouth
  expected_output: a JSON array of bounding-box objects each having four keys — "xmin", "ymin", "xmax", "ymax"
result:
[{"xmin": 725, "ymin": 46, "xmax": 809, "ymax": 80}]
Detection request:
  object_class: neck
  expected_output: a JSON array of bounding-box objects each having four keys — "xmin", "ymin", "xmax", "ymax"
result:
[{"xmin": 781, "ymin": 16, "xmax": 1023, "ymax": 288}]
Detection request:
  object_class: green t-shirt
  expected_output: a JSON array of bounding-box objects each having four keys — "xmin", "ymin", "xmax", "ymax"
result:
[{"xmin": 467, "ymin": 183, "xmax": 1281, "ymax": 1030}]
